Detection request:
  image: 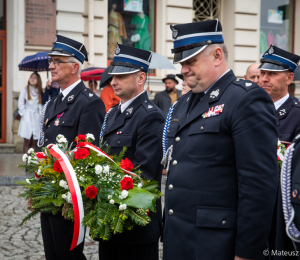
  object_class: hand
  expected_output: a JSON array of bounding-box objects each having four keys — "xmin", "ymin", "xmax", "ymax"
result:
[
  {"xmin": 28, "ymin": 197, "xmax": 34, "ymax": 212},
  {"xmin": 62, "ymin": 204, "xmax": 72, "ymax": 220},
  {"xmin": 234, "ymin": 256, "xmax": 253, "ymax": 260}
]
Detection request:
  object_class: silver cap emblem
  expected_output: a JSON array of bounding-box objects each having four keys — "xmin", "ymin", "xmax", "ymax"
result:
[
  {"xmin": 115, "ymin": 44, "xmax": 121, "ymax": 55},
  {"xmin": 171, "ymin": 25, "xmax": 178, "ymax": 39},
  {"xmin": 268, "ymin": 46, "xmax": 274, "ymax": 55},
  {"xmin": 210, "ymin": 89, "xmax": 220, "ymax": 99}
]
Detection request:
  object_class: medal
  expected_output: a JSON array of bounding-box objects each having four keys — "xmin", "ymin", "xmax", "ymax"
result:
[{"xmin": 54, "ymin": 112, "xmax": 64, "ymax": 127}]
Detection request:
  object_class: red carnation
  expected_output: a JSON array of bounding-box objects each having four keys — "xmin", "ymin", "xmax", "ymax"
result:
[
  {"xmin": 74, "ymin": 148, "xmax": 89, "ymax": 160},
  {"xmin": 76, "ymin": 142, "xmax": 86, "ymax": 148},
  {"xmin": 85, "ymin": 185, "xmax": 98, "ymax": 199},
  {"xmin": 35, "ymin": 172, "xmax": 42, "ymax": 179},
  {"xmin": 53, "ymin": 160, "xmax": 63, "ymax": 173},
  {"xmin": 35, "ymin": 152, "xmax": 47, "ymax": 159},
  {"xmin": 120, "ymin": 176, "xmax": 134, "ymax": 190},
  {"xmin": 120, "ymin": 158, "xmax": 134, "ymax": 171},
  {"xmin": 75, "ymin": 134, "xmax": 86, "ymax": 143}
]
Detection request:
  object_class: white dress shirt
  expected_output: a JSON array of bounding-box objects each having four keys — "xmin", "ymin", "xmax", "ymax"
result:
[
  {"xmin": 274, "ymin": 93, "xmax": 289, "ymax": 110},
  {"xmin": 119, "ymin": 91, "xmax": 145, "ymax": 113},
  {"xmin": 60, "ymin": 79, "xmax": 81, "ymax": 101}
]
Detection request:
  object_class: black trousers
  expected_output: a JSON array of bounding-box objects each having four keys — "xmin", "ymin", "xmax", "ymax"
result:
[
  {"xmin": 41, "ymin": 212, "xmax": 87, "ymax": 260},
  {"xmin": 98, "ymin": 241, "xmax": 159, "ymax": 260}
]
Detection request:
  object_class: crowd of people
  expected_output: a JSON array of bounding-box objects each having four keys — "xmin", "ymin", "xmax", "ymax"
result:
[{"xmin": 18, "ymin": 17, "xmax": 300, "ymax": 260}]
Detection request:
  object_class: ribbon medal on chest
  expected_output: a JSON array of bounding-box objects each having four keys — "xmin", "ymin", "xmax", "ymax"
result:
[
  {"xmin": 202, "ymin": 104, "xmax": 225, "ymax": 118},
  {"xmin": 54, "ymin": 112, "xmax": 64, "ymax": 126}
]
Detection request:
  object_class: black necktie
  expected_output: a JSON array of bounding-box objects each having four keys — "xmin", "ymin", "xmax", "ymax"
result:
[
  {"xmin": 188, "ymin": 92, "xmax": 205, "ymax": 115},
  {"xmin": 55, "ymin": 93, "xmax": 63, "ymax": 110},
  {"xmin": 115, "ymin": 105, "xmax": 122, "ymax": 120}
]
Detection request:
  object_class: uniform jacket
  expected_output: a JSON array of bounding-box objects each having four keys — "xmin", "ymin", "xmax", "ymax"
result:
[
  {"xmin": 276, "ymin": 96, "xmax": 300, "ymax": 143},
  {"xmin": 153, "ymin": 89, "xmax": 182, "ymax": 116},
  {"xmin": 99, "ymin": 91, "xmax": 165, "ymax": 245},
  {"xmin": 43, "ymin": 81, "xmax": 105, "ymax": 147},
  {"xmin": 163, "ymin": 70, "xmax": 279, "ymax": 260},
  {"xmin": 18, "ymin": 88, "xmax": 42, "ymax": 140}
]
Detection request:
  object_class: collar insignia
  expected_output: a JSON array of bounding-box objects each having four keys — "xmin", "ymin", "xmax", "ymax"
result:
[
  {"xmin": 171, "ymin": 25, "xmax": 178, "ymax": 39},
  {"xmin": 245, "ymin": 82, "xmax": 252, "ymax": 87},
  {"xmin": 268, "ymin": 46, "xmax": 274, "ymax": 55},
  {"xmin": 148, "ymin": 105, "xmax": 153, "ymax": 109},
  {"xmin": 279, "ymin": 108, "xmax": 286, "ymax": 116},
  {"xmin": 115, "ymin": 44, "xmax": 121, "ymax": 55},
  {"xmin": 68, "ymin": 95, "xmax": 74, "ymax": 102},
  {"xmin": 126, "ymin": 107, "xmax": 133, "ymax": 115},
  {"xmin": 187, "ymin": 97, "xmax": 190, "ymax": 102},
  {"xmin": 89, "ymin": 93, "xmax": 93, "ymax": 97},
  {"xmin": 210, "ymin": 89, "xmax": 220, "ymax": 99}
]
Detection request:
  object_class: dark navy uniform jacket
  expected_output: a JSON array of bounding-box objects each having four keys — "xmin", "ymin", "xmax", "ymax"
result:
[
  {"xmin": 163, "ymin": 70, "xmax": 279, "ymax": 260},
  {"xmin": 276, "ymin": 96, "xmax": 300, "ymax": 143},
  {"xmin": 99, "ymin": 91, "xmax": 165, "ymax": 245},
  {"xmin": 43, "ymin": 81, "xmax": 105, "ymax": 146}
]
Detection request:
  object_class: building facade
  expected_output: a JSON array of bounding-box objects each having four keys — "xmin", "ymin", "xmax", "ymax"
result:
[{"xmin": 1, "ymin": 0, "xmax": 300, "ymax": 151}]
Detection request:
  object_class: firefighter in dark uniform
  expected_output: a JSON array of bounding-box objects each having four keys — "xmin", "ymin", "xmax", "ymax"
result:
[
  {"xmin": 97, "ymin": 44, "xmax": 165, "ymax": 260},
  {"xmin": 257, "ymin": 46, "xmax": 300, "ymax": 259},
  {"xmin": 38, "ymin": 35, "xmax": 105, "ymax": 260},
  {"xmin": 162, "ymin": 19, "xmax": 279, "ymax": 260},
  {"xmin": 277, "ymin": 134, "xmax": 300, "ymax": 259}
]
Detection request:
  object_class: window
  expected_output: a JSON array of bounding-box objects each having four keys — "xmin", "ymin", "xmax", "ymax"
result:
[
  {"xmin": 260, "ymin": 0, "xmax": 294, "ymax": 57},
  {"xmin": 193, "ymin": 0, "xmax": 221, "ymax": 22},
  {"xmin": 107, "ymin": 0, "xmax": 155, "ymax": 60},
  {"xmin": 0, "ymin": 0, "xmax": 5, "ymax": 30}
]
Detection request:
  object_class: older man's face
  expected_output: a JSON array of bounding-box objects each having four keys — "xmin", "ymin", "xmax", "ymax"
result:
[
  {"xmin": 48, "ymin": 55, "xmax": 74, "ymax": 84},
  {"xmin": 245, "ymin": 63, "xmax": 260, "ymax": 84}
]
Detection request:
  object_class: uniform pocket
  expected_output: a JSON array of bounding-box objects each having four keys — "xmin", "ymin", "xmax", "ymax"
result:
[
  {"xmin": 186, "ymin": 118, "xmax": 220, "ymax": 158},
  {"xmin": 196, "ymin": 206, "xmax": 237, "ymax": 229},
  {"xmin": 60, "ymin": 116, "xmax": 75, "ymax": 127},
  {"xmin": 110, "ymin": 135, "xmax": 133, "ymax": 148}
]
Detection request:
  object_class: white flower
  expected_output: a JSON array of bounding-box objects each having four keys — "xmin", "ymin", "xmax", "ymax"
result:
[
  {"xmin": 119, "ymin": 204, "xmax": 127, "ymax": 211},
  {"xmin": 124, "ymin": 175, "xmax": 132, "ymax": 179},
  {"xmin": 52, "ymin": 181, "xmax": 55, "ymax": 184},
  {"xmin": 109, "ymin": 199, "xmax": 115, "ymax": 204},
  {"xmin": 95, "ymin": 165, "xmax": 103, "ymax": 175},
  {"xmin": 138, "ymin": 182, "xmax": 143, "ymax": 188},
  {"xmin": 121, "ymin": 190, "xmax": 128, "ymax": 199},
  {"xmin": 59, "ymin": 180, "xmax": 69, "ymax": 189},
  {"xmin": 56, "ymin": 134, "xmax": 65, "ymax": 142},
  {"xmin": 79, "ymin": 176, "xmax": 85, "ymax": 182},
  {"xmin": 22, "ymin": 154, "xmax": 28, "ymax": 162},
  {"xmin": 278, "ymin": 139, "xmax": 281, "ymax": 146},
  {"xmin": 103, "ymin": 165, "xmax": 110, "ymax": 174},
  {"xmin": 62, "ymin": 194, "xmax": 67, "ymax": 199},
  {"xmin": 58, "ymin": 137, "xmax": 67, "ymax": 143},
  {"xmin": 27, "ymin": 156, "xmax": 32, "ymax": 164},
  {"xmin": 86, "ymin": 133, "xmax": 95, "ymax": 141},
  {"xmin": 108, "ymin": 195, "xmax": 112, "ymax": 199},
  {"xmin": 26, "ymin": 179, "xmax": 31, "ymax": 184},
  {"xmin": 27, "ymin": 148, "xmax": 34, "ymax": 154},
  {"xmin": 37, "ymin": 168, "xmax": 42, "ymax": 176}
]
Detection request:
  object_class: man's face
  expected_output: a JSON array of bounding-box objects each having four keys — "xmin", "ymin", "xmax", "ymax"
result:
[
  {"xmin": 48, "ymin": 56, "xmax": 74, "ymax": 84},
  {"xmin": 180, "ymin": 48, "xmax": 216, "ymax": 93},
  {"xmin": 164, "ymin": 79, "xmax": 176, "ymax": 93},
  {"xmin": 111, "ymin": 73, "xmax": 139, "ymax": 102},
  {"xmin": 245, "ymin": 64, "xmax": 260, "ymax": 84},
  {"xmin": 260, "ymin": 70, "xmax": 294, "ymax": 101}
]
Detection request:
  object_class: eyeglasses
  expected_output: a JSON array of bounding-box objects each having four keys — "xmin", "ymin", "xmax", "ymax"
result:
[{"xmin": 48, "ymin": 59, "xmax": 76, "ymax": 66}]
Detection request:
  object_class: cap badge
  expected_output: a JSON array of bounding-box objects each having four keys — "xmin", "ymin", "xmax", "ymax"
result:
[
  {"xmin": 89, "ymin": 93, "xmax": 93, "ymax": 97},
  {"xmin": 268, "ymin": 46, "xmax": 274, "ymax": 55},
  {"xmin": 126, "ymin": 107, "xmax": 133, "ymax": 115},
  {"xmin": 54, "ymin": 36, "xmax": 57, "ymax": 44},
  {"xmin": 245, "ymin": 82, "xmax": 252, "ymax": 87},
  {"xmin": 210, "ymin": 89, "xmax": 220, "ymax": 99},
  {"xmin": 171, "ymin": 25, "xmax": 178, "ymax": 39},
  {"xmin": 115, "ymin": 45, "xmax": 121, "ymax": 55},
  {"xmin": 279, "ymin": 108, "xmax": 286, "ymax": 116},
  {"xmin": 148, "ymin": 105, "xmax": 153, "ymax": 109},
  {"xmin": 68, "ymin": 95, "xmax": 74, "ymax": 102}
]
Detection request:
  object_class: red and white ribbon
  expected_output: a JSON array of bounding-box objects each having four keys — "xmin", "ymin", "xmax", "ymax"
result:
[
  {"xmin": 81, "ymin": 142, "xmax": 140, "ymax": 178},
  {"xmin": 47, "ymin": 144, "xmax": 85, "ymax": 251}
]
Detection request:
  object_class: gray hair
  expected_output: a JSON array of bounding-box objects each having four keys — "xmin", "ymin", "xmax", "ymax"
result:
[
  {"xmin": 67, "ymin": 56, "xmax": 82, "ymax": 75},
  {"xmin": 133, "ymin": 70, "xmax": 147, "ymax": 84},
  {"xmin": 203, "ymin": 43, "xmax": 228, "ymax": 62}
]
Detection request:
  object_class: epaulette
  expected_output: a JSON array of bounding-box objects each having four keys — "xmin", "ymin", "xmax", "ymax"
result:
[
  {"xmin": 293, "ymin": 102, "xmax": 300, "ymax": 108},
  {"xmin": 82, "ymin": 88, "xmax": 98, "ymax": 100},
  {"xmin": 233, "ymin": 79, "xmax": 258, "ymax": 91},
  {"xmin": 141, "ymin": 99, "xmax": 158, "ymax": 112}
]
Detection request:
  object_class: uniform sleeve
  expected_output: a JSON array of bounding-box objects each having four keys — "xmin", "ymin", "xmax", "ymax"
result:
[
  {"xmin": 134, "ymin": 110, "xmax": 165, "ymax": 180},
  {"xmin": 231, "ymin": 87, "xmax": 279, "ymax": 259},
  {"xmin": 153, "ymin": 93, "xmax": 159, "ymax": 107},
  {"xmin": 78, "ymin": 97, "xmax": 106, "ymax": 146},
  {"xmin": 18, "ymin": 89, "xmax": 27, "ymax": 117}
]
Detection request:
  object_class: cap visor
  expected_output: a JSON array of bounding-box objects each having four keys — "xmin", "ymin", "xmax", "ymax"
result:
[
  {"xmin": 47, "ymin": 51, "xmax": 72, "ymax": 57},
  {"xmin": 108, "ymin": 66, "xmax": 141, "ymax": 75},
  {"xmin": 173, "ymin": 45, "xmax": 207, "ymax": 64},
  {"xmin": 258, "ymin": 62, "xmax": 289, "ymax": 72}
]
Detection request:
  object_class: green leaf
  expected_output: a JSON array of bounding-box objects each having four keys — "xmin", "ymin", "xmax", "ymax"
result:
[{"xmin": 122, "ymin": 187, "xmax": 156, "ymax": 212}]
